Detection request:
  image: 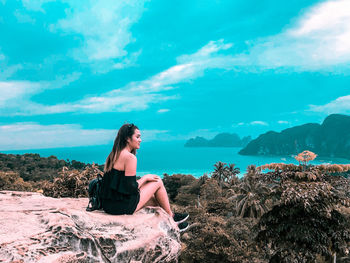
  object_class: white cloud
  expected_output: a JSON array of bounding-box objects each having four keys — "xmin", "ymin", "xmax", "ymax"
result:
[
  {"xmin": 21, "ymin": 0, "xmax": 56, "ymax": 12},
  {"xmin": 14, "ymin": 9, "xmax": 36, "ymax": 24},
  {"xmin": 0, "ymin": 49, "xmax": 23, "ymax": 80},
  {"xmin": 187, "ymin": 1, "xmax": 350, "ymax": 72},
  {"xmin": 20, "ymin": 0, "xmax": 147, "ymax": 72},
  {"xmin": 61, "ymin": 40, "xmax": 235, "ymax": 113},
  {"xmin": 0, "ymin": 73, "xmax": 81, "ymax": 115},
  {"xmin": 0, "ymin": 123, "xmax": 114, "ymax": 150},
  {"xmin": 278, "ymin": 120, "xmax": 289, "ymax": 124},
  {"xmin": 0, "ymin": 81, "xmax": 42, "ymax": 107},
  {"xmin": 232, "ymin": 121, "xmax": 268, "ymax": 127},
  {"xmin": 250, "ymin": 121, "xmax": 268, "ymax": 126},
  {"xmin": 309, "ymin": 95, "xmax": 350, "ymax": 114},
  {"xmin": 16, "ymin": 0, "xmax": 350, "ymax": 77},
  {"xmin": 0, "ymin": 64, "xmax": 23, "ymax": 80},
  {"xmin": 2, "ymin": 40, "xmax": 236, "ymax": 115},
  {"xmin": 50, "ymin": 72, "xmax": 81, "ymax": 88},
  {"xmin": 113, "ymin": 50, "xmax": 142, "ymax": 69},
  {"xmin": 128, "ymin": 39, "xmax": 237, "ymax": 92},
  {"xmin": 22, "ymin": 92, "xmax": 178, "ymax": 115},
  {"xmin": 122, "ymin": 1, "xmax": 350, "ymax": 75},
  {"xmin": 53, "ymin": 0, "xmax": 148, "ymax": 62},
  {"xmin": 241, "ymin": 0, "xmax": 350, "ymax": 71},
  {"xmin": 177, "ymin": 40, "xmax": 233, "ymax": 64},
  {"xmin": 157, "ymin": 109, "xmax": 170, "ymax": 113},
  {"xmin": 0, "ymin": 122, "xmax": 170, "ymax": 150},
  {"xmin": 290, "ymin": 0, "xmax": 350, "ymax": 53}
]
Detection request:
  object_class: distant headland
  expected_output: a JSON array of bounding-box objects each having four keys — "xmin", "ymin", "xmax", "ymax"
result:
[
  {"xmin": 239, "ymin": 114, "xmax": 350, "ymax": 159},
  {"xmin": 185, "ymin": 133, "xmax": 251, "ymax": 148}
]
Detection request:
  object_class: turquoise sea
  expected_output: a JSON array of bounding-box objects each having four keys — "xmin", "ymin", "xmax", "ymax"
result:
[{"xmin": 4, "ymin": 141, "xmax": 350, "ymax": 178}]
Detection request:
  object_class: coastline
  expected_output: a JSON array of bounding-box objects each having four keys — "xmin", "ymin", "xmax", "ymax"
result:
[{"xmin": 3, "ymin": 141, "xmax": 350, "ymax": 179}]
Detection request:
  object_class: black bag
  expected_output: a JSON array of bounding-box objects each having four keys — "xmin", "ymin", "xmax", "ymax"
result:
[{"xmin": 86, "ymin": 174, "xmax": 103, "ymax": 211}]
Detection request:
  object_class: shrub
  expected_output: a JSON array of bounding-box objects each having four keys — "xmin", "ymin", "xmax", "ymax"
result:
[
  {"xmin": 0, "ymin": 171, "xmax": 34, "ymax": 191},
  {"xmin": 42, "ymin": 165, "xmax": 103, "ymax": 198}
]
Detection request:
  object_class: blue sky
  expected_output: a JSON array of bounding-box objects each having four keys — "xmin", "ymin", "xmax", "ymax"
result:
[{"xmin": 1, "ymin": 0, "xmax": 350, "ymax": 150}]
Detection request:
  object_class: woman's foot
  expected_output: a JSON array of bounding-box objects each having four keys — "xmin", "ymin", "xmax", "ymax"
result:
[
  {"xmin": 173, "ymin": 212, "xmax": 189, "ymax": 224},
  {"xmin": 178, "ymin": 221, "xmax": 189, "ymax": 232}
]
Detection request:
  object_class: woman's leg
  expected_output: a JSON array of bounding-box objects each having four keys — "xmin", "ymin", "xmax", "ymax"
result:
[
  {"xmin": 144, "ymin": 195, "xmax": 159, "ymax": 207},
  {"xmin": 135, "ymin": 179, "xmax": 173, "ymax": 216}
]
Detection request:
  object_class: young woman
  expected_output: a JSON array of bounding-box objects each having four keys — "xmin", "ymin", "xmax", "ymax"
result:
[{"xmin": 100, "ymin": 123, "xmax": 189, "ymax": 231}]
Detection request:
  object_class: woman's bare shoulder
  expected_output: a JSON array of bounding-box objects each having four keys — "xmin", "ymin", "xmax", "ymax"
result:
[
  {"xmin": 120, "ymin": 150, "xmax": 137, "ymax": 160},
  {"xmin": 119, "ymin": 151, "xmax": 137, "ymax": 167},
  {"xmin": 114, "ymin": 150, "xmax": 136, "ymax": 170}
]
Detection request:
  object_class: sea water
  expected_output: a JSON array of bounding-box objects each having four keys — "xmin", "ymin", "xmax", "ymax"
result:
[{"xmin": 4, "ymin": 140, "xmax": 350, "ymax": 178}]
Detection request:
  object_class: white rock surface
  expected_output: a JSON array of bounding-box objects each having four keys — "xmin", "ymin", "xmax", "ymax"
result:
[{"xmin": 0, "ymin": 191, "xmax": 181, "ymax": 262}]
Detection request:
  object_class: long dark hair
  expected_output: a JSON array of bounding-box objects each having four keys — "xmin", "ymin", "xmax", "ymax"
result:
[{"xmin": 104, "ymin": 123, "xmax": 139, "ymax": 172}]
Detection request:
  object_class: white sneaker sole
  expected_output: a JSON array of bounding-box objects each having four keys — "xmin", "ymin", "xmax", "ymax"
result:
[
  {"xmin": 179, "ymin": 224, "xmax": 189, "ymax": 233},
  {"xmin": 175, "ymin": 214, "xmax": 189, "ymax": 225}
]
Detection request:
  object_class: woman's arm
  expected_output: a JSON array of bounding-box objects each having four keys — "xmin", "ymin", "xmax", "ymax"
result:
[
  {"xmin": 124, "ymin": 153, "xmax": 159, "ymax": 189},
  {"xmin": 137, "ymin": 174, "xmax": 159, "ymax": 189},
  {"xmin": 124, "ymin": 153, "xmax": 137, "ymax": 176}
]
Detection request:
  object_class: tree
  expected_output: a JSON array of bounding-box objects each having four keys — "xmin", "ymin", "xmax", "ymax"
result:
[
  {"xmin": 294, "ymin": 150, "xmax": 317, "ymax": 166},
  {"xmin": 230, "ymin": 167, "xmax": 271, "ymax": 218},
  {"xmin": 212, "ymin": 162, "xmax": 240, "ymax": 187}
]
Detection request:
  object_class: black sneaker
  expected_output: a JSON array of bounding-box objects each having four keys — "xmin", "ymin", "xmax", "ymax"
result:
[
  {"xmin": 173, "ymin": 212, "xmax": 189, "ymax": 224},
  {"xmin": 178, "ymin": 221, "xmax": 189, "ymax": 232}
]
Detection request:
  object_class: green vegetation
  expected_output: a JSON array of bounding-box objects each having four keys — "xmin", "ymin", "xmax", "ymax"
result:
[{"xmin": 0, "ymin": 153, "xmax": 103, "ymax": 182}]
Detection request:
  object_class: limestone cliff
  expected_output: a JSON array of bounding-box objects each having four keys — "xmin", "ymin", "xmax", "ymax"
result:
[
  {"xmin": 0, "ymin": 191, "xmax": 181, "ymax": 263},
  {"xmin": 239, "ymin": 114, "xmax": 350, "ymax": 159}
]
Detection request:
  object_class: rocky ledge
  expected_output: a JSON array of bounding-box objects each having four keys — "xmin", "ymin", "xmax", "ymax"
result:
[{"xmin": 0, "ymin": 191, "xmax": 181, "ymax": 263}]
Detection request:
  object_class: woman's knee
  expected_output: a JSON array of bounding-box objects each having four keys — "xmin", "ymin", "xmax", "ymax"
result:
[
  {"xmin": 141, "ymin": 179, "xmax": 162, "ymax": 193},
  {"xmin": 157, "ymin": 178, "xmax": 165, "ymax": 188}
]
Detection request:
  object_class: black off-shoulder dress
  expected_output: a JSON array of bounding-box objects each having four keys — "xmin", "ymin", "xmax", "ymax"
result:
[{"xmin": 100, "ymin": 168, "xmax": 140, "ymax": 215}]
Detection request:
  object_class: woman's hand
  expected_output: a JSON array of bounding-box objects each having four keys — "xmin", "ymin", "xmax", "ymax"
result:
[
  {"xmin": 137, "ymin": 174, "xmax": 161, "ymax": 188},
  {"xmin": 144, "ymin": 174, "xmax": 160, "ymax": 182}
]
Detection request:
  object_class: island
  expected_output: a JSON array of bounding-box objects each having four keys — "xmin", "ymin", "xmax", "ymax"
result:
[
  {"xmin": 185, "ymin": 133, "xmax": 251, "ymax": 148},
  {"xmin": 239, "ymin": 114, "xmax": 350, "ymax": 159}
]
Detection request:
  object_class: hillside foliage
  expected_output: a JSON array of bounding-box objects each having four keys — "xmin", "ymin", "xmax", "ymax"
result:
[
  {"xmin": 0, "ymin": 153, "xmax": 103, "ymax": 182},
  {"xmin": 0, "ymin": 152, "xmax": 350, "ymax": 262}
]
